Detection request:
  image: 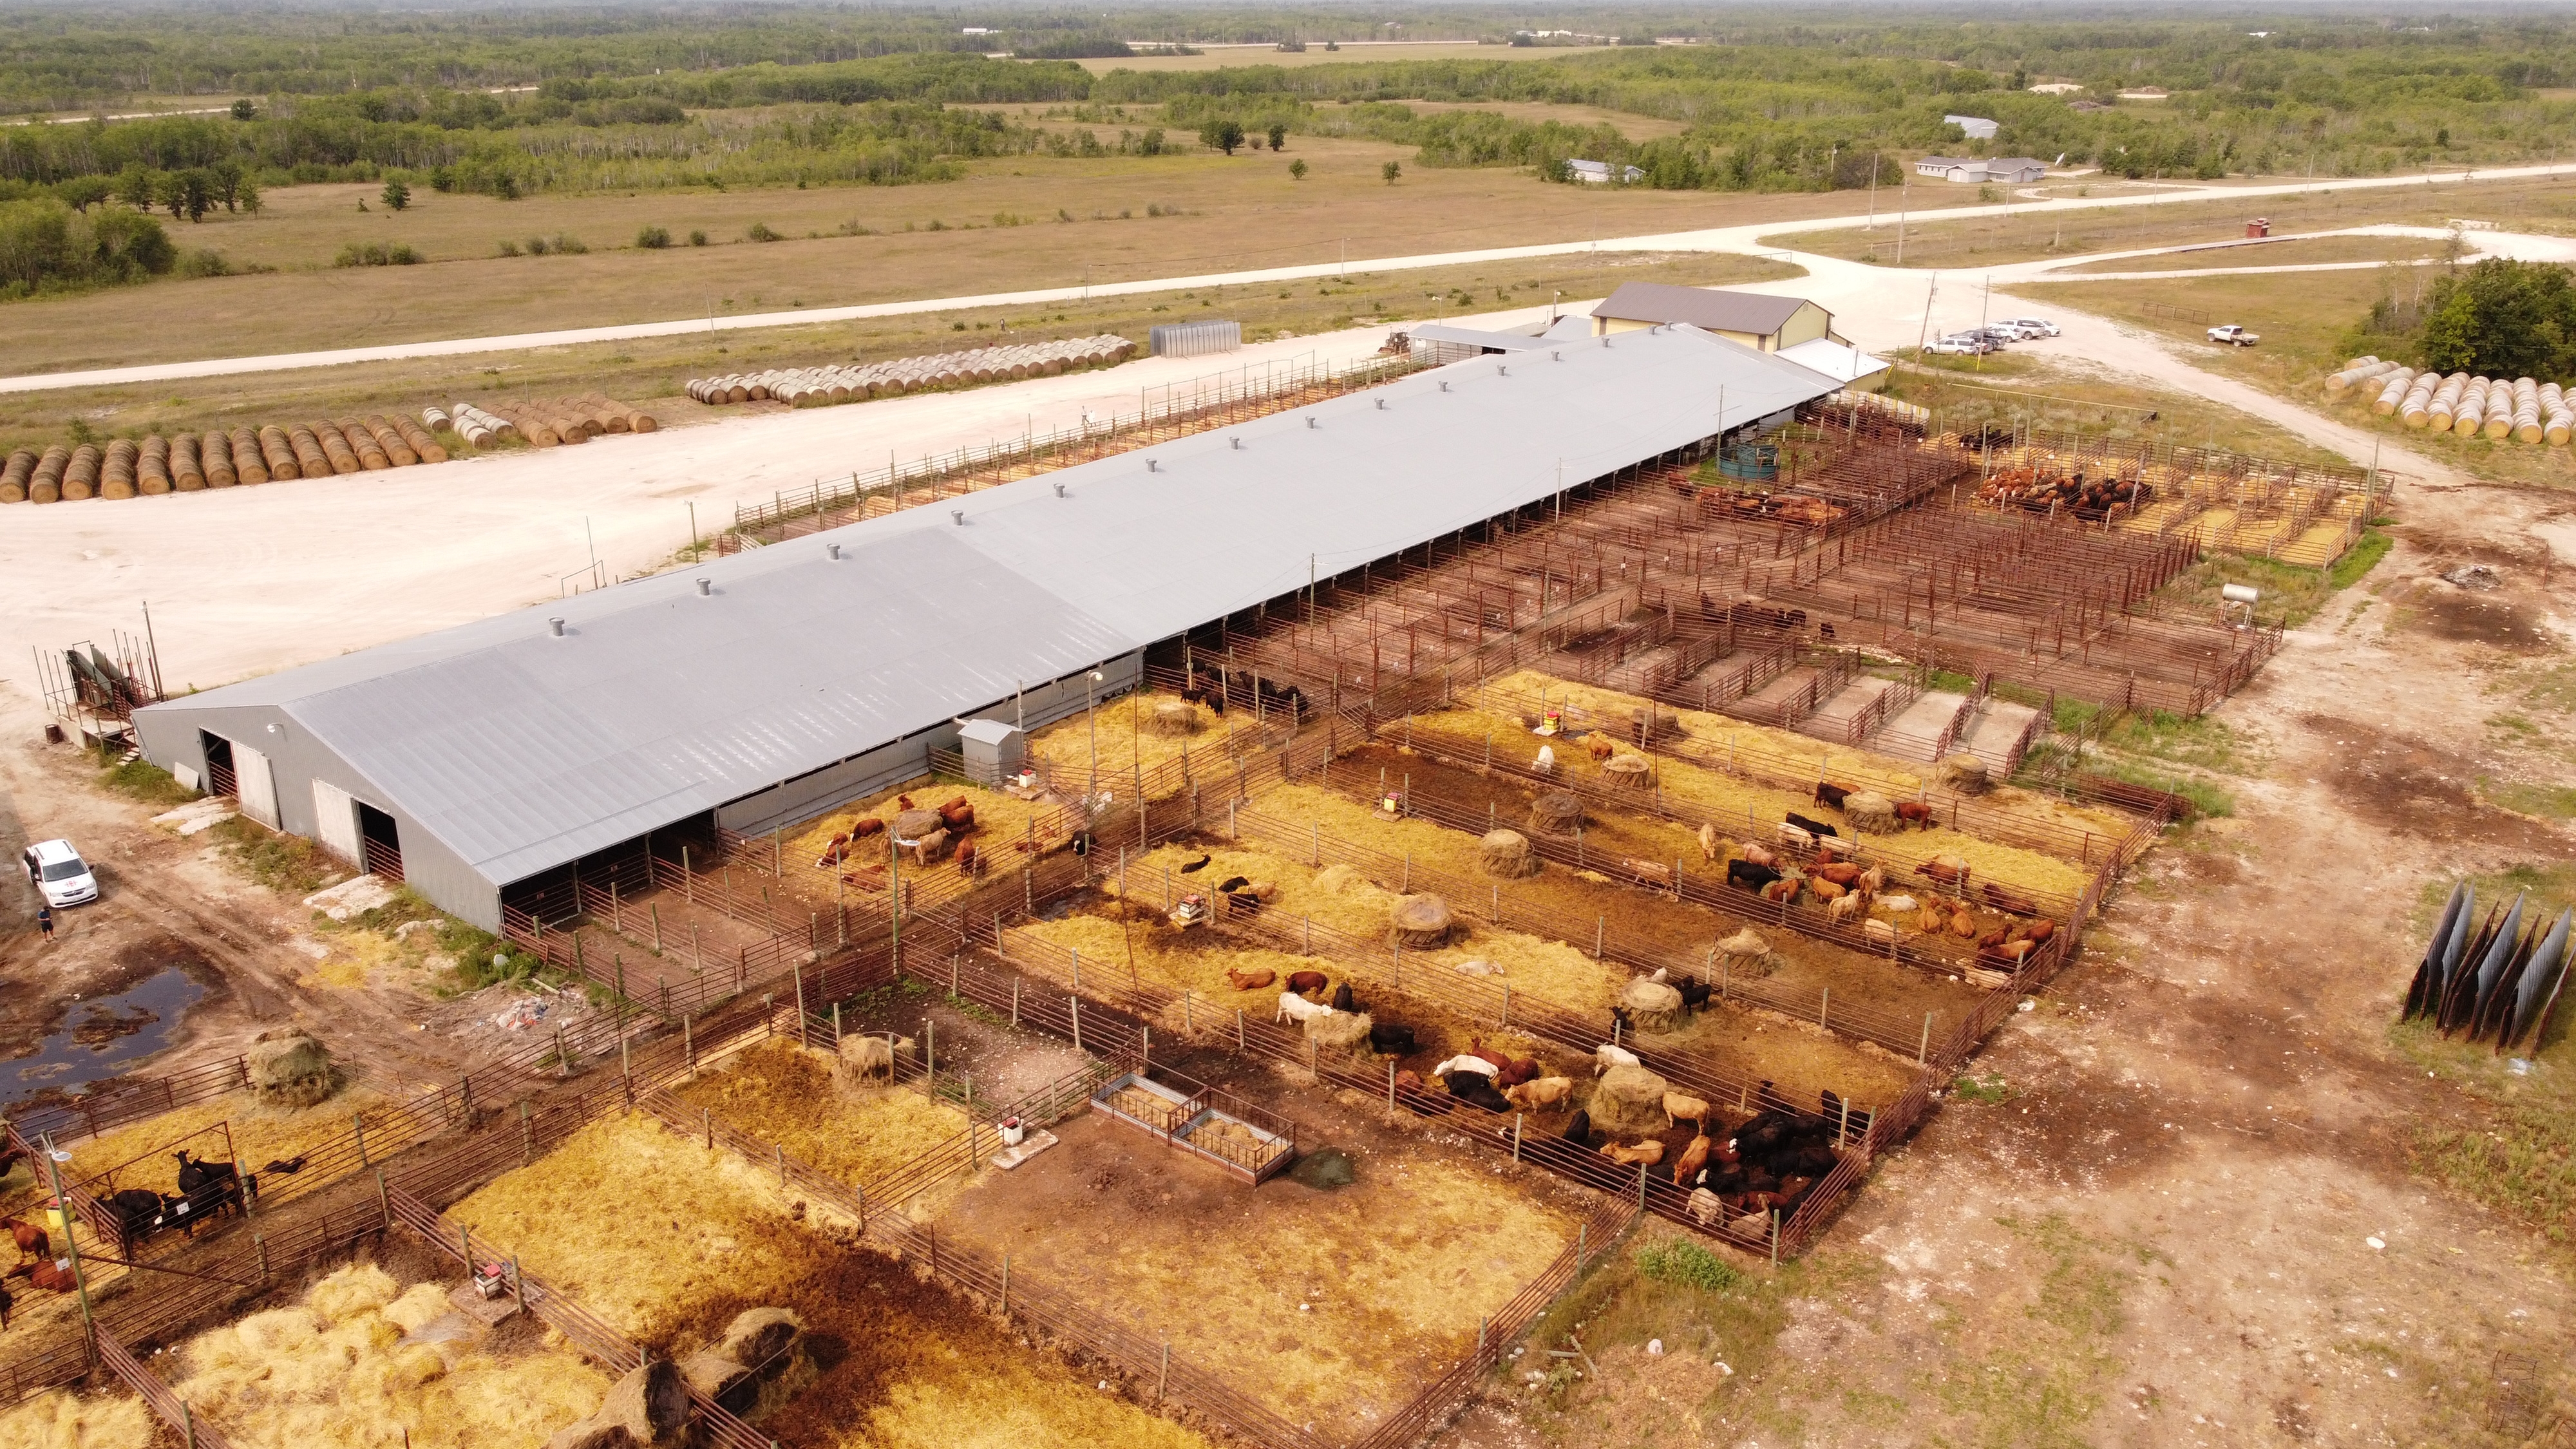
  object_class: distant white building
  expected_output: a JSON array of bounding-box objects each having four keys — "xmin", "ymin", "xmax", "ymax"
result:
[
  {"xmin": 1566, "ymin": 159, "xmax": 1645, "ymax": 184},
  {"xmin": 1913, "ymin": 156, "xmax": 2048, "ymax": 184},
  {"xmin": 2027, "ymin": 82, "xmax": 2085, "ymax": 95},
  {"xmin": 961, "ymin": 26, "xmax": 992, "ymax": 35},
  {"xmin": 1944, "ymin": 114, "xmax": 2000, "ymax": 140}
]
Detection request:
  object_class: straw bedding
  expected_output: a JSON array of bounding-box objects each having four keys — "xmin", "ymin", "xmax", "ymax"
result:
[
  {"xmin": 56, "ymin": 1084, "xmax": 393, "ymax": 1200},
  {"xmin": 786, "ymin": 777, "xmax": 1056, "ymax": 873},
  {"xmin": 669, "ymin": 1038, "xmax": 971, "ymax": 1189},
  {"xmin": 0, "ymin": 1389, "xmax": 156, "ymax": 1449},
  {"xmin": 1025, "ymin": 691, "xmax": 1273, "ymax": 791},
  {"xmin": 171, "ymin": 1263, "xmax": 610, "ymax": 1449}
]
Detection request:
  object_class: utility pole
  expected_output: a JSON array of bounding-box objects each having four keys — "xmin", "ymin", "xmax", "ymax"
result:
[
  {"xmin": 1976, "ymin": 274, "xmax": 1991, "ymax": 372},
  {"xmin": 1915, "ymin": 274, "xmax": 1940, "ymax": 354},
  {"xmin": 1867, "ymin": 153, "xmax": 1879, "ymax": 228},
  {"xmin": 1897, "ymin": 172, "xmax": 1910, "ymax": 263}
]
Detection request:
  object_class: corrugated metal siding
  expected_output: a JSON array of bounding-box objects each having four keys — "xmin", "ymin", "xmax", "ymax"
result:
[
  {"xmin": 136, "ymin": 327, "xmax": 1836, "ymax": 905},
  {"xmin": 1150, "ymin": 320, "xmax": 1242, "ymax": 357}
]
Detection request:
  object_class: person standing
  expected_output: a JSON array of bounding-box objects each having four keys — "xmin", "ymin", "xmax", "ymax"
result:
[{"xmin": 35, "ymin": 904, "xmax": 53, "ymax": 942}]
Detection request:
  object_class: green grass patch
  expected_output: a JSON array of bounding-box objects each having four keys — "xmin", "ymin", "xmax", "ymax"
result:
[
  {"xmin": 2329, "ymin": 527, "xmax": 2394, "ymax": 590},
  {"xmin": 2081, "ymin": 755, "xmax": 2236, "ymax": 819},
  {"xmin": 1927, "ymin": 668, "xmax": 1977, "ymax": 695},
  {"xmin": 94, "ymin": 753, "xmax": 196, "ymax": 808},
  {"xmin": 2401, "ymin": 1095, "xmax": 2576, "ymax": 1246},
  {"xmin": 1951, "ymin": 1072, "xmax": 2020, "ymax": 1104},
  {"xmin": 2098, "ymin": 710, "xmax": 2255, "ymax": 775},
  {"xmin": 209, "ymin": 815, "xmax": 346, "ymax": 896},
  {"xmin": 1633, "ymin": 1238, "xmax": 1743, "ymax": 1293},
  {"xmin": 2481, "ymin": 779, "xmax": 2576, "ymax": 820},
  {"xmin": 1928, "ymin": 1213, "xmax": 2132, "ymax": 1446}
]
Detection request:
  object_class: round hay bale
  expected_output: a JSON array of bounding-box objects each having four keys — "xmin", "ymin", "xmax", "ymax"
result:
[
  {"xmin": 247, "ymin": 1028, "xmax": 338, "ymax": 1106},
  {"xmin": 1389, "ymin": 894, "xmax": 1454, "ymax": 949},
  {"xmin": 892, "ymin": 808, "xmax": 943, "ymax": 840},
  {"xmin": 714, "ymin": 1307, "xmax": 804, "ymax": 1372},
  {"xmin": 1938, "ymin": 753, "xmax": 1991, "ymax": 795},
  {"xmin": 1528, "ymin": 791, "xmax": 1583, "ymax": 837},
  {"xmin": 1602, "ymin": 754, "xmax": 1653, "ymax": 790},
  {"xmin": 1843, "ymin": 790, "xmax": 1898, "ymax": 834},
  {"xmin": 679, "ymin": 1351, "xmax": 758, "ymax": 1417},
  {"xmin": 1477, "ymin": 829, "xmax": 1539, "ymax": 879},
  {"xmin": 1305, "ymin": 1009, "xmax": 1374, "ymax": 1061},
  {"xmin": 1629, "ymin": 705, "xmax": 1678, "ymax": 742},
  {"xmin": 29, "ymin": 446, "xmax": 66, "ymax": 504},
  {"xmin": 1716, "ymin": 927, "xmax": 1779, "ymax": 979},
  {"xmin": 591, "ymin": 1357, "xmax": 691, "ymax": 1446},
  {"xmin": 1289, "ymin": 1146, "xmax": 1355, "ymax": 1190},
  {"xmin": 63, "ymin": 444, "xmax": 99, "ymax": 500},
  {"xmin": 1589, "ymin": 1063, "xmax": 1672, "ymax": 1136},
  {"xmin": 1147, "ymin": 699, "xmax": 1200, "ymax": 737},
  {"xmin": 1618, "ymin": 977, "xmax": 1684, "ymax": 1034},
  {"xmin": 0, "ymin": 448, "xmax": 32, "ymax": 504}
]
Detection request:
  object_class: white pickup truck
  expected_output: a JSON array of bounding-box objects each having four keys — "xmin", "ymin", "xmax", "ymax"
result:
[{"xmin": 2206, "ymin": 325, "xmax": 2260, "ymax": 347}]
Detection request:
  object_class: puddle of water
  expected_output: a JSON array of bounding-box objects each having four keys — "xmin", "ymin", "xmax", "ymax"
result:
[{"xmin": 3, "ymin": 968, "xmax": 205, "ymax": 1106}]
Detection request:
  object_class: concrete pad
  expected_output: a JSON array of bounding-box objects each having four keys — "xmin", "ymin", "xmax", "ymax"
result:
[{"xmin": 303, "ymin": 873, "xmax": 395, "ymax": 921}]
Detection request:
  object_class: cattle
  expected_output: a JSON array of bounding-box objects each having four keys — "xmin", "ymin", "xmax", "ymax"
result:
[
  {"xmin": 1504, "ymin": 1076, "xmax": 1574, "ymax": 1112},
  {"xmin": 1330, "ymin": 983, "xmax": 1358, "ymax": 1013},
  {"xmin": 849, "ymin": 817, "xmax": 886, "ymax": 840},
  {"xmin": 1595, "ymin": 1043, "xmax": 1640, "ymax": 1075},
  {"xmin": 1893, "ymin": 801, "xmax": 1935, "ymax": 830},
  {"xmin": 1533, "ymin": 744, "xmax": 1556, "ymax": 775},
  {"xmin": 1777, "ymin": 821, "xmax": 1814, "ymax": 853},
  {"xmin": 1687, "ymin": 1186, "xmax": 1727, "ymax": 1227},
  {"xmin": 1761, "ymin": 876, "xmax": 1800, "ymax": 904},
  {"xmin": 1826, "ymin": 893, "xmax": 1863, "ymax": 925},
  {"xmin": 1468, "ymin": 1037, "xmax": 1514, "ymax": 1072},
  {"xmin": 1561, "ymin": 1108, "xmax": 1593, "ymax": 1145},
  {"xmin": 1737, "ymin": 842, "xmax": 1779, "ymax": 869},
  {"xmin": 1676, "ymin": 977, "xmax": 1712, "ymax": 1012},
  {"xmin": 1784, "ymin": 812, "xmax": 1839, "ymax": 840},
  {"xmin": 1600, "ymin": 1140, "xmax": 1665, "ymax": 1167},
  {"xmin": 1224, "ymin": 967, "xmax": 1276, "ymax": 991},
  {"xmin": 99, "ymin": 1189, "xmax": 171, "ymax": 1255},
  {"xmin": 1623, "ymin": 857, "xmax": 1673, "ymax": 889},
  {"xmin": 1672, "ymin": 1134, "xmax": 1712, "ymax": 1187},
  {"xmin": 261, "ymin": 1156, "xmax": 307, "ymax": 1176},
  {"xmin": 1368, "ymin": 1022, "xmax": 1418, "ymax": 1055},
  {"xmin": 1582, "ymin": 731, "xmax": 1618, "ymax": 763},
  {"xmin": 1494, "ymin": 1057, "xmax": 1542, "ymax": 1089},
  {"xmin": 2, "ymin": 1217, "xmax": 44, "ymax": 1267},
  {"xmin": 1914, "ymin": 858, "xmax": 1970, "ymax": 887},
  {"xmin": 952, "ymin": 840, "xmax": 980, "ymax": 874},
  {"xmin": 1277, "ymin": 992, "xmax": 1334, "ymax": 1025},
  {"xmin": 1809, "ymin": 878, "xmax": 1846, "ymax": 902},
  {"xmin": 1178, "ymin": 853, "xmax": 1213, "ymax": 874},
  {"xmin": 936, "ymin": 797, "xmax": 976, "ymax": 832},
  {"xmin": 1697, "ymin": 823, "xmax": 1724, "ymax": 862},
  {"xmin": 1862, "ymin": 918, "xmax": 1897, "ymax": 946},
  {"xmin": 1821, "ymin": 1089, "xmax": 1873, "ymax": 1139},
  {"xmin": 1664, "ymin": 1093, "xmax": 1711, "ymax": 1130},
  {"xmin": 1432, "ymin": 1054, "xmax": 1499, "ymax": 1079},
  {"xmin": 1443, "ymin": 1072, "xmax": 1513, "ymax": 1114},
  {"xmin": 1982, "ymin": 883, "xmax": 2040, "ymax": 916},
  {"xmin": 1814, "ymin": 781, "xmax": 1854, "ymax": 810},
  {"xmin": 0, "ymin": 1277, "xmax": 9, "ymax": 1327},
  {"xmin": 1285, "ymin": 971, "xmax": 1329, "ymax": 997},
  {"xmin": 1726, "ymin": 860, "xmax": 1782, "ymax": 893},
  {"xmin": 174, "ymin": 1151, "xmax": 246, "ymax": 1222}
]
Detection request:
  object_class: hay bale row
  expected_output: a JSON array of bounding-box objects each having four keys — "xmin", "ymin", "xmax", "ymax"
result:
[
  {"xmin": 441, "ymin": 402, "xmax": 517, "ymax": 448},
  {"xmin": 2365, "ymin": 366, "xmax": 2420, "ymax": 415},
  {"xmin": 1, "ymin": 410, "xmax": 480, "ymax": 502},
  {"xmin": 685, "ymin": 334, "xmax": 1135, "ymax": 406},
  {"xmin": 2400, "ymin": 370, "xmax": 2576, "ymax": 445},
  {"xmin": 2323, "ymin": 355, "xmax": 2401, "ymax": 394},
  {"xmin": 478, "ymin": 393, "xmax": 660, "ymax": 448}
]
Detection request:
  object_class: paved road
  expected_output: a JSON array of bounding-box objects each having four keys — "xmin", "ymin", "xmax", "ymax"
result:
[{"xmin": 6, "ymin": 162, "xmax": 2572, "ymax": 395}]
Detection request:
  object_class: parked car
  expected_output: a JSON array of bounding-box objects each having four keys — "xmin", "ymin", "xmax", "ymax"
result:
[
  {"xmin": 23, "ymin": 838, "xmax": 97, "ymax": 908},
  {"xmin": 1921, "ymin": 336, "xmax": 1986, "ymax": 356},
  {"xmin": 2002, "ymin": 317, "xmax": 2061, "ymax": 337},
  {"xmin": 2207, "ymin": 324, "xmax": 2260, "ymax": 346},
  {"xmin": 1973, "ymin": 327, "xmax": 2025, "ymax": 346}
]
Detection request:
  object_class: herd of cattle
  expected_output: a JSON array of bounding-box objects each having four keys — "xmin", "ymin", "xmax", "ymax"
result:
[
  {"xmin": 1973, "ymin": 466, "xmax": 2152, "ymax": 523},
  {"xmin": 0, "ymin": 1147, "xmax": 300, "ymax": 1324}
]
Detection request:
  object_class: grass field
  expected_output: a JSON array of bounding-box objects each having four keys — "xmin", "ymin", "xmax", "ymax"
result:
[
  {"xmin": 1070, "ymin": 43, "xmax": 1618, "ymax": 73},
  {"xmin": 2009, "ymin": 268, "xmax": 2576, "ymax": 491},
  {"xmin": 0, "ymin": 247, "xmax": 1796, "ymax": 460},
  {"xmin": 1772, "ymin": 174, "xmax": 2576, "ymax": 270},
  {"xmin": 0, "ymin": 133, "xmax": 1937, "ymax": 380},
  {"xmin": 1880, "ymin": 350, "xmax": 2363, "ymax": 471},
  {"xmin": 2052, "ymin": 232, "xmax": 2452, "ymax": 273}
]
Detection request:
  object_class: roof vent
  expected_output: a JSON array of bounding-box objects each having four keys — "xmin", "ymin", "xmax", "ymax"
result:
[
  {"xmin": 1307, "ymin": 415, "xmax": 1318, "ymax": 429},
  {"xmin": 1376, "ymin": 398, "xmax": 1387, "ymax": 411},
  {"xmin": 1600, "ymin": 336, "xmax": 1611, "ymax": 348},
  {"xmin": 1053, "ymin": 482, "xmax": 1068, "ymax": 497},
  {"xmin": 1439, "ymin": 381, "xmax": 1450, "ymax": 393},
  {"xmin": 1231, "ymin": 436, "xmax": 1243, "ymax": 450},
  {"xmin": 1552, "ymin": 350, "xmax": 1562, "ymax": 362},
  {"xmin": 827, "ymin": 543, "xmax": 842, "ymax": 560},
  {"xmin": 696, "ymin": 578, "xmax": 712, "ymax": 596},
  {"xmin": 549, "ymin": 617, "xmax": 567, "ymax": 638},
  {"xmin": 951, "ymin": 509, "xmax": 965, "ymax": 526},
  {"xmin": 1147, "ymin": 458, "xmax": 1160, "ymax": 473}
]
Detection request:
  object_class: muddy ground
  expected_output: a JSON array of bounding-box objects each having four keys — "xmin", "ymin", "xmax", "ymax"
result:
[{"xmin": 1424, "ymin": 480, "xmax": 2576, "ymax": 1446}]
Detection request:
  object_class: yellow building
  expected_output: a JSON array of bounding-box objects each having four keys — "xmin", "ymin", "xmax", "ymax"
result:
[{"xmin": 1589, "ymin": 283, "xmax": 1839, "ymax": 352}]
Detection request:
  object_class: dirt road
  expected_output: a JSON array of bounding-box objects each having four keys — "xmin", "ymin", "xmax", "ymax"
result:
[{"xmin": 1428, "ymin": 481, "xmax": 2576, "ymax": 1446}]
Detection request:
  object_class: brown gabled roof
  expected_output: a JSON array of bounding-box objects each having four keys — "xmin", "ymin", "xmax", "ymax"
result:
[{"xmin": 1593, "ymin": 283, "xmax": 1817, "ymax": 336}]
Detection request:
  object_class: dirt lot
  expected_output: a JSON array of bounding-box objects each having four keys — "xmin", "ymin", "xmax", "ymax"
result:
[
  {"xmin": 1423, "ymin": 478, "xmax": 2576, "ymax": 1446},
  {"xmin": 930, "ymin": 1077, "xmax": 1586, "ymax": 1442}
]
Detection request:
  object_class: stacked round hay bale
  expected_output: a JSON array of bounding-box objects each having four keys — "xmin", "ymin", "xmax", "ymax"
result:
[
  {"xmin": 138, "ymin": 435, "xmax": 171, "ymax": 495},
  {"xmin": 233, "ymin": 426, "xmax": 270, "ymax": 484},
  {"xmin": 172, "ymin": 433, "xmax": 206, "ymax": 490},
  {"xmin": 2420, "ymin": 372, "xmax": 2468, "ymax": 431},
  {"xmin": 1529, "ymin": 791, "xmax": 1582, "ymax": 837},
  {"xmin": 1842, "ymin": 790, "xmax": 1898, "ymax": 835},
  {"xmin": 1147, "ymin": 700, "xmax": 1200, "ymax": 737},
  {"xmin": 2512, "ymin": 377, "xmax": 2543, "ymax": 443},
  {"xmin": 1938, "ymin": 752, "xmax": 1991, "ymax": 795},
  {"xmin": 301, "ymin": 422, "xmax": 354, "ymax": 475},
  {"xmin": 1619, "ymin": 976, "xmax": 1684, "ymax": 1034},
  {"xmin": 2322, "ymin": 356, "xmax": 2397, "ymax": 397},
  {"xmin": 2396, "ymin": 371, "xmax": 2440, "ymax": 425},
  {"xmin": 247, "ymin": 1027, "xmax": 339, "ymax": 1108},
  {"xmin": 1716, "ymin": 927, "xmax": 1781, "ymax": 979},
  {"xmin": 0, "ymin": 448, "xmax": 32, "ymax": 503},
  {"xmin": 30, "ymin": 445, "xmax": 66, "ymax": 502},
  {"xmin": 1305, "ymin": 1008, "xmax": 1374, "ymax": 1061},
  {"xmin": 1589, "ymin": 1063, "xmax": 1671, "ymax": 1136},
  {"xmin": 2456, "ymin": 377, "xmax": 2493, "ymax": 437},
  {"xmin": 335, "ymin": 418, "xmax": 390, "ymax": 469},
  {"xmin": 679, "ymin": 1307, "xmax": 811, "ymax": 1421},
  {"xmin": 503, "ymin": 404, "xmax": 562, "ymax": 448},
  {"xmin": 547, "ymin": 1358, "xmax": 690, "ymax": 1449},
  {"xmin": 1479, "ymin": 828, "xmax": 1540, "ymax": 879},
  {"xmin": 2369, "ymin": 366, "xmax": 2419, "ymax": 415},
  {"xmin": 2545, "ymin": 383, "xmax": 2574, "ymax": 446},
  {"xmin": 259, "ymin": 424, "xmax": 300, "ymax": 479},
  {"xmin": 596, "ymin": 394, "xmax": 656, "ymax": 431},
  {"xmin": 361, "ymin": 415, "xmax": 417, "ymax": 466},
  {"xmin": 1390, "ymin": 894, "xmax": 1455, "ymax": 949},
  {"xmin": 395, "ymin": 414, "xmax": 448, "ymax": 462},
  {"xmin": 100, "ymin": 438, "xmax": 137, "ymax": 498},
  {"xmin": 63, "ymin": 444, "xmax": 100, "ymax": 500},
  {"xmin": 2484, "ymin": 379, "xmax": 2517, "ymax": 440}
]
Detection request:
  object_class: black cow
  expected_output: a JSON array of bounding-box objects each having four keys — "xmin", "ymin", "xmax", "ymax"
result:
[
  {"xmin": 1676, "ymin": 977, "xmax": 1713, "ymax": 1013},
  {"xmin": 1726, "ymin": 860, "xmax": 1783, "ymax": 893},
  {"xmin": 1813, "ymin": 782, "xmax": 1853, "ymax": 810},
  {"xmin": 173, "ymin": 1151, "xmax": 245, "ymax": 1222},
  {"xmin": 1560, "ymin": 1108, "xmax": 1593, "ymax": 1146},
  {"xmin": 1442, "ymin": 1072, "xmax": 1512, "ymax": 1114},
  {"xmin": 1368, "ymin": 1021, "xmax": 1417, "ymax": 1055},
  {"xmin": 1784, "ymin": 811, "xmax": 1839, "ymax": 839},
  {"xmin": 99, "ymin": 1188, "xmax": 170, "ymax": 1255},
  {"xmin": 1330, "ymin": 982, "xmax": 1358, "ymax": 1013}
]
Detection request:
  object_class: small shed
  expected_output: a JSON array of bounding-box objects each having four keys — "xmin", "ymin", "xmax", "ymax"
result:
[
  {"xmin": 2245, "ymin": 218, "xmax": 2271, "ymax": 238},
  {"xmin": 960, "ymin": 719, "xmax": 1026, "ymax": 781}
]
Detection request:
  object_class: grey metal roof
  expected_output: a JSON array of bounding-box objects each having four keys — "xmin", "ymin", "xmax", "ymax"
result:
[
  {"xmin": 138, "ymin": 325, "xmax": 1837, "ymax": 889},
  {"xmin": 1594, "ymin": 283, "xmax": 1818, "ymax": 337}
]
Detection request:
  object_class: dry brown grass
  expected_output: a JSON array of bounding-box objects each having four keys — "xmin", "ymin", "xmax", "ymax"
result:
[
  {"xmin": 0, "ymin": 1388, "xmax": 156, "ymax": 1449},
  {"xmin": 1025, "ymin": 690, "xmax": 1278, "ymax": 793},
  {"xmin": 58, "ymin": 1083, "xmax": 396, "ymax": 1199},
  {"xmin": 172, "ymin": 1262, "xmax": 611, "ymax": 1449},
  {"xmin": 2051, "ymin": 232, "xmax": 2448, "ymax": 274},
  {"xmin": 448, "ymin": 1114, "xmax": 1215, "ymax": 1449},
  {"xmin": 669, "ymin": 1038, "xmax": 972, "ymax": 1189},
  {"xmin": 1068, "ymin": 43, "xmax": 1616, "ymax": 73}
]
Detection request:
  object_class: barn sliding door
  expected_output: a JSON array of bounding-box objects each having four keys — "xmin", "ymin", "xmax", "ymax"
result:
[
  {"xmin": 232, "ymin": 741, "xmax": 280, "ymax": 829},
  {"xmin": 311, "ymin": 779, "xmax": 363, "ymax": 863}
]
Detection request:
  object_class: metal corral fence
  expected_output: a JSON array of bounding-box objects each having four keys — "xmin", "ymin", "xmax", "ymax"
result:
[
  {"xmin": 93, "ymin": 1326, "xmax": 234, "ymax": 1449},
  {"xmin": 5, "ymin": 1054, "xmax": 250, "ymax": 1155},
  {"xmin": 726, "ymin": 350, "xmax": 1420, "ymax": 548}
]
